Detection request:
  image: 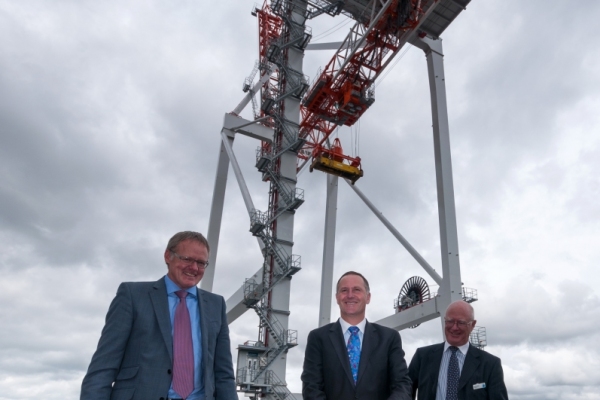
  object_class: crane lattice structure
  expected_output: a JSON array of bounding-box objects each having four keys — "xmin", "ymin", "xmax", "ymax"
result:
[{"xmin": 202, "ymin": 0, "xmax": 472, "ymax": 398}]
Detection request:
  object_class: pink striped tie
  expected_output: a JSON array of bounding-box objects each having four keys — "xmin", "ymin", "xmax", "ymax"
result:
[{"xmin": 173, "ymin": 290, "xmax": 194, "ymax": 399}]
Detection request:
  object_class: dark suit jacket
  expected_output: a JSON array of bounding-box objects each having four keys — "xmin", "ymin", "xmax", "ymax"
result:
[
  {"xmin": 408, "ymin": 343, "xmax": 508, "ymax": 400},
  {"xmin": 81, "ymin": 278, "xmax": 237, "ymax": 400},
  {"xmin": 301, "ymin": 321, "xmax": 412, "ymax": 400}
]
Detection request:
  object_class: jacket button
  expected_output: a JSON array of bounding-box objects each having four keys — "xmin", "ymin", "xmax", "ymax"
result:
[
  {"xmin": 167, "ymin": 369, "xmax": 172, "ymax": 374},
  {"xmin": 160, "ymin": 397, "xmax": 165, "ymax": 400}
]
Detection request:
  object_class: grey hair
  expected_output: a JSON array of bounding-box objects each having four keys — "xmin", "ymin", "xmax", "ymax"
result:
[{"xmin": 166, "ymin": 231, "xmax": 210, "ymax": 253}]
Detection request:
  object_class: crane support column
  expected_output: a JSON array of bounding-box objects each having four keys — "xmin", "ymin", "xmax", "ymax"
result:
[
  {"xmin": 202, "ymin": 136, "xmax": 232, "ymax": 292},
  {"xmin": 319, "ymin": 174, "xmax": 338, "ymax": 326},
  {"xmin": 412, "ymin": 35, "xmax": 463, "ymax": 317}
]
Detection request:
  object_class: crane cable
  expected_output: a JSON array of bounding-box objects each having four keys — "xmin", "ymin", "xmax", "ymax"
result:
[
  {"xmin": 375, "ymin": 46, "xmax": 412, "ymax": 88},
  {"xmin": 311, "ymin": 16, "xmax": 353, "ymax": 42}
]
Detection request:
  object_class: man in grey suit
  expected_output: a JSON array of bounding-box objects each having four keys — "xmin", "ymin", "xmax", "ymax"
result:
[
  {"xmin": 301, "ymin": 271, "xmax": 412, "ymax": 400},
  {"xmin": 408, "ymin": 300, "xmax": 508, "ymax": 400},
  {"xmin": 81, "ymin": 231, "xmax": 237, "ymax": 400}
]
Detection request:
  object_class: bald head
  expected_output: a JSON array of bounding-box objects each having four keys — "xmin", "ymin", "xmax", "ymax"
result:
[
  {"xmin": 445, "ymin": 300, "xmax": 475, "ymax": 320},
  {"xmin": 444, "ymin": 300, "xmax": 476, "ymax": 346}
]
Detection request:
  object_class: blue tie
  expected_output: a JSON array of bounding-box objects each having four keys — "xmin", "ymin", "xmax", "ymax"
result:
[
  {"xmin": 347, "ymin": 326, "xmax": 361, "ymax": 383},
  {"xmin": 446, "ymin": 346, "xmax": 459, "ymax": 400}
]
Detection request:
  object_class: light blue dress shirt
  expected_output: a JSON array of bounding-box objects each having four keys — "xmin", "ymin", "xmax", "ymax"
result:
[
  {"xmin": 339, "ymin": 318, "xmax": 367, "ymax": 350},
  {"xmin": 165, "ymin": 275, "xmax": 204, "ymax": 400},
  {"xmin": 436, "ymin": 341, "xmax": 468, "ymax": 400}
]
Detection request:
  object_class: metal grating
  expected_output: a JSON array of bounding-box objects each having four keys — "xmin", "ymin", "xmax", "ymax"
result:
[
  {"xmin": 316, "ymin": 0, "xmax": 472, "ymax": 38},
  {"xmin": 419, "ymin": 0, "xmax": 472, "ymax": 38}
]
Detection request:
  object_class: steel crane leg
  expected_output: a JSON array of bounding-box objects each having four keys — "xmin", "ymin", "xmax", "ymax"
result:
[
  {"xmin": 319, "ymin": 174, "xmax": 339, "ymax": 327},
  {"xmin": 375, "ymin": 36, "xmax": 463, "ymax": 332},
  {"xmin": 415, "ymin": 36, "xmax": 464, "ymax": 329},
  {"xmin": 202, "ymin": 136, "xmax": 232, "ymax": 292}
]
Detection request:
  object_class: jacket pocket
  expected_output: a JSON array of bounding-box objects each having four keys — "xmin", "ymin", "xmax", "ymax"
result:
[
  {"xmin": 116, "ymin": 366, "xmax": 139, "ymax": 380},
  {"xmin": 113, "ymin": 366, "xmax": 139, "ymax": 393}
]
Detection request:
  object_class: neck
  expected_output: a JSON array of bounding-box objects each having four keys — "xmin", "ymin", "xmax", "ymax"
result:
[{"xmin": 342, "ymin": 315, "xmax": 364, "ymax": 326}]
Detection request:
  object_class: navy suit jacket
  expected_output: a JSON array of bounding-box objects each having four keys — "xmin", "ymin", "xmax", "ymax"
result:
[
  {"xmin": 301, "ymin": 321, "xmax": 412, "ymax": 400},
  {"xmin": 408, "ymin": 343, "xmax": 508, "ymax": 400},
  {"xmin": 81, "ymin": 278, "xmax": 237, "ymax": 400}
]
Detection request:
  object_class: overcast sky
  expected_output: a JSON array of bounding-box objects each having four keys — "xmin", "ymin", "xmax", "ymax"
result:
[{"xmin": 1, "ymin": 1, "xmax": 599, "ymax": 399}]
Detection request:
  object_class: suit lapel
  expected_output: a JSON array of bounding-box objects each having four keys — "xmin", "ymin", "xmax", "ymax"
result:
[
  {"xmin": 197, "ymin": 288, "xmax": 208, "ymax": 372},
  {"xmin": 458, "ymin": 345, "xmax": 480, "ymax": 390},
  {"xmin": 356, "ymin": 322, "xmax": 375, "ymax": 386},
  {"xmin": 425, "ymin": 343, "xmax": 445, "ymax": 396},
  {"xmin": 328, "ymin": 323, "xmax": 355, "ymax": 386},
  {"xmin": 150, "ymin": 278, "xmax": 173, "ymax": 360}
]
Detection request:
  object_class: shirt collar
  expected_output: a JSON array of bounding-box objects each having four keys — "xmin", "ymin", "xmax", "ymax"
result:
[
  {"xmin": 338, "ymin": 317, "xmax": 367, "ymax": 334},
  {"xmin": 164, "ymin": 275, "xmax": 197, "ymax": 297},
  {"xmin": 444, "ymin": 341, "xmax": 470, "ymax": 355}
]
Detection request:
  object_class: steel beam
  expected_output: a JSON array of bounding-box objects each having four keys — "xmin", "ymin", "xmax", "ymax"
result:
[
  {"xmin": 202, "ymin": 130, "xmax": 232, "ymax": 292},
  {"xmin": 203, "ymin": 114, "xmax": 272, "ymax": 292},
  {"xmin": 375, "ymin": 298, "xmax": 441, "ymax": 331},
  {"xmin": 318, "ymin": 174, "xmax": 339, "ymax": 326},
  {"xmin": 223, "ymin": 113, "xmax": 274, "ymax": 143},
  {"xmin": 225, "ymin": 267, "xmax": 264, "ymax": 323},
  {"xmin": 412, "ymin": 35, "xmax": 463, "ymax": 316},
  {"xmin": 345, "ymin": 179, "xmax": 443, "ymax": 285}
]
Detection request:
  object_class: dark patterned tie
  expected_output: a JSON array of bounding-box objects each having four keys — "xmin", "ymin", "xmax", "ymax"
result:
[
  {"xmin": 347, "ymin": 326, "xmax": 361, "ymax": 383},
  {"xmin": 173, "ymin": 290, "xmax": 194, "ymax": 399},
  {"xmin": 446, "ymin": 346, "xmax": 459, "ymax": 400}
]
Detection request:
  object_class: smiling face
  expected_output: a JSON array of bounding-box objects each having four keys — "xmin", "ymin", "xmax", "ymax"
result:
[
  {"xmin": 336, "ymin": 273, "xmax": 371, "ymax": 324},
  {"xmin": 444, "ymin": 301, "xmax": 477, "ymax": 346},
  {"xmin": 164, "ymin": 239, "xmax": 208, "ymax": 289}
]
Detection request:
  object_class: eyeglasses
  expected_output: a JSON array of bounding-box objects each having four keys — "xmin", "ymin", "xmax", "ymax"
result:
[
  {"xmin": 171, "ymin": 251, "xmax": 209, "ymax": 269},
  {"xmin": 444, "ymin": 319, "xmax": 472, "ymax": 328}
]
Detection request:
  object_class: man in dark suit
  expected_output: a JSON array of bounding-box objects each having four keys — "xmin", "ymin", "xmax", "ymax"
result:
[
  {"xmin": 408, "ymin": 300, "xmax": 508, "ymax": 400},
  {"xmin": 301, "ymin": 271, "xmax": 412, "ymax": 400},
  {"xmin": 81, "ymin": 231, "xmax": 237, "ymax": 400}
]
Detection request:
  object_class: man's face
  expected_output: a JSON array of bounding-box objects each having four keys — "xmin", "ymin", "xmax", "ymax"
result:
[
  {"xmin": 336, "ymin": 274, "xmax": 371, "ymax": 321},
  {"xmin": 165, "ymin": 239, "xmax": 208, "ymax": 289},
  {"xmin": 444, "ymin": 302, "xmax": 476, "ymax": 346}
]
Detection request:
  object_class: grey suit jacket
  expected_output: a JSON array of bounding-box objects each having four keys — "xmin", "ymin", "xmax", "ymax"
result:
[
  {"xmin": 81, "ymin": 278, "xmax": 237, "ymax": 400},
  {"xmin": 408, "ymin": 343, "xmax": 508, "ymax": 400},
  {"xmin": 301, "ymin": 321, "xmax": 412, "ymax": 400}
]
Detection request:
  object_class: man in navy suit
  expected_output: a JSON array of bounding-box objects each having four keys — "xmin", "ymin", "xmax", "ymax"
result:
[
  {"xmin": 408, "ymin": 300, "xmax": 508, "ymax": 399},
  {"xmin": 301, "ymin": 271, "xmax": 412, "ymax": 400},
  {"xmin": 81, "ymin": 231, "xmax": 237, "ymax": 400}
]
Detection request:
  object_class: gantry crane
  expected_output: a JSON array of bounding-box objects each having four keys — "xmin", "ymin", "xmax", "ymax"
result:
[{"xmin": 202, "ymin": 0, "xmax": 473, "ymax": 398}]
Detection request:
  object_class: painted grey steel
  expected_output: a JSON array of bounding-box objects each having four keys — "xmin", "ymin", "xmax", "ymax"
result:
[
  {"xmin": 317, "ymin": 0, "xmax": 471, "ymax": 39},
  {"xmin": 415, "ymin": 36, "xmax": 463, "ymax": 309},
  {"xmin": 418, "ymin": 0, "xmax": 472, "ymax": 39},
  {"xmin": 376, "ymin": 295, "xmax": 441, "ymax": 330},
  {"xmin": 345, "ymin": 178, "xmax": 443, "ymax": 286},
  {"xmin": 232, "ymin": 69, "xmax": 272, "ymax": 116},
  {"xmin": 226, "ymin": 267, "xmax": 264, "ymax": 323},
  {"xmin": 202, "ymin": 132, "xmax": 232, "ymax": 292},
  {"xmin": 202, "ymin": 113, "xmax": 274, "ymax": 294},
  {"xmin": 349, "ymin": 36, "xmax": 465, "ymax": 335},
  {"xmin": 221, "ymin": 2, "xmax": 310, "ymax": 398},
  {"xmin": 318, "ymin": 174, "xmax": 339, "ymax": 326},
  {"xmin": 219, "ymin": 130, "xmax": 257, "ymax": 216},
  {"xmin": 261, "ymin": 3, "xmax": 308, "ymax": 388},
  {"xmin": 223, "ymin": 114, "xmax": 274, "ymax": 143}
]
